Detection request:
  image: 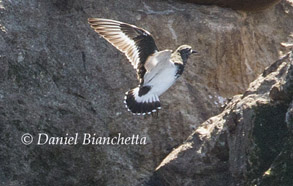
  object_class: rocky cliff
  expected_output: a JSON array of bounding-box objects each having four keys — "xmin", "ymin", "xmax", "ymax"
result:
[
  {"xmin": 146, "ymin": 50, "xmax": 293, "ymax": 185},
  {"xmin": 0, "ymin": 0, "xmax": 293, "ymax": 185}
]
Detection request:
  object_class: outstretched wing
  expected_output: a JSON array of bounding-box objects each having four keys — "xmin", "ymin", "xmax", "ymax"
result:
[{"xmin": 88, "ymin": 18, "xmax": 158, "ymax": 84}]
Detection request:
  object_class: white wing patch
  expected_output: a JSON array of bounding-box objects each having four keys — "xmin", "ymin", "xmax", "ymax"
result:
[{"xmin": 88, "ymin": 18, "xmax": 142, "ymax": 69}]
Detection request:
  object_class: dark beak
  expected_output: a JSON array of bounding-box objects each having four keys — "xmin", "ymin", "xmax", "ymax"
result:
[{"xmin": 191, "ymin": 50, "xmax": 198, "ymax": 54}]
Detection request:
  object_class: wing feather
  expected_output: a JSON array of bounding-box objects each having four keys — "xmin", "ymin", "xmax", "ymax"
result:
[{"xmin": 88, "ymin": 18, "xmax": 159, "ymax": 84}]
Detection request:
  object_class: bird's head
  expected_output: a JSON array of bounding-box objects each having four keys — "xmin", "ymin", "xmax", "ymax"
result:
[{"xmin": 175, "ymin": 45, "xmax": 198, "ymax": 64}]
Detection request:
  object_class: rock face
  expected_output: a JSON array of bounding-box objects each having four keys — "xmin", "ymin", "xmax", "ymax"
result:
[
  {"xmin": 147, "ymin": 51, "xmax": 293, "ymax": 185},
  {"xmin": 0, "ymin": 0, "xmax": 293, "ymax": 185},
  {"xmin": 182, "ymin": 0, "xmax": 282, "ymax": 11}
]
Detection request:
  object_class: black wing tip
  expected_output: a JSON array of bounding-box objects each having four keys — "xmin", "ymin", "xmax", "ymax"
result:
[{"xmin": 124, "ymin": 89, "xmax": 161, "ymax": 116}]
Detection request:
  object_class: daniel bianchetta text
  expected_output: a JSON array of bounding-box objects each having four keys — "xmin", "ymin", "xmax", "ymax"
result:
[{"xmin": 23, "ymin": 133, "xmax": 147, "ymax": 145}]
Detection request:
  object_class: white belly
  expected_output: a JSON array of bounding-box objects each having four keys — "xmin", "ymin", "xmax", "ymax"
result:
[{"xmin": 144, "ymin": 64, "xmax": 177, "ymax": 96}]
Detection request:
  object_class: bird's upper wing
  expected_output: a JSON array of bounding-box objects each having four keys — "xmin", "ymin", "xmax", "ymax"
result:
[
  {"xmin": 88, "ymin": 18, "xmax": 158, "ymax": 83},
  {"xmin": 144, "ymin": 50, "xmax": 172, "ymax": 72},
  {"xmin": 143, "ymin": 50, "xmax": 173, "ymax": 84}
]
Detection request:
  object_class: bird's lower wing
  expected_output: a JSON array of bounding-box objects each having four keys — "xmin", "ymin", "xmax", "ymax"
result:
[{"xmin": 124, "ymin": 87, "xmax": 161, "ymax": 115}]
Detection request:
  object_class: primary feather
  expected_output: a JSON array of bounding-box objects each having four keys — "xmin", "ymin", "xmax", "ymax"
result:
[{"xmin": 88, "ymin": 18, "xmax": 158, "ymax": 84}]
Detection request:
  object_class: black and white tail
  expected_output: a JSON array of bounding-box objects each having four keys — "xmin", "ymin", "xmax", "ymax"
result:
[{"xmin": 124, "ymin": 87, "xmax": 161, "ymax": 115}]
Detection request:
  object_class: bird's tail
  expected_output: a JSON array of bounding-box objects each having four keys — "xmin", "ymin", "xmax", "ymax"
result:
[{"xmin": 124, "ymin": 87, "xmax": 161, "ymax": 115}]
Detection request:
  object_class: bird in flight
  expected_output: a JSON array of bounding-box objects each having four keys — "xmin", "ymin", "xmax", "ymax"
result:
[{"xmin": 88, "ymin": 18, "xmax": 197, "ymax": 115}]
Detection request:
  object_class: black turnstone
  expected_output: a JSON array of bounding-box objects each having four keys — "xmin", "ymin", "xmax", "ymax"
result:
[{"xmin": 88, "ymin": 18, "xmax": 197, "ymax": 115}]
